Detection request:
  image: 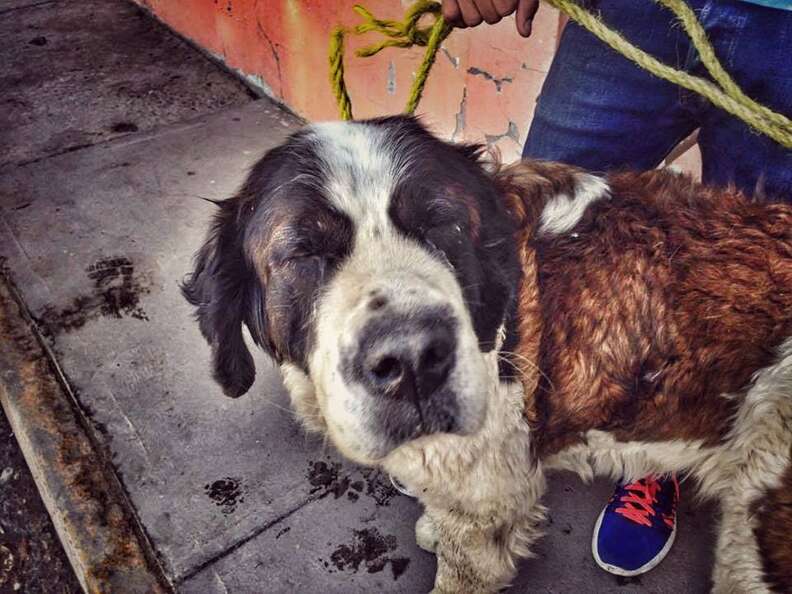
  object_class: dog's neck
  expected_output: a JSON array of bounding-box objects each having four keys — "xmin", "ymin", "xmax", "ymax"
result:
[
  {"xmin": 495, "ymin": 161, "xmax": 584, "ymax": 426},
  {"xmin": 501, "ymin": 240, "xmax": 543, "ymax": 425}
]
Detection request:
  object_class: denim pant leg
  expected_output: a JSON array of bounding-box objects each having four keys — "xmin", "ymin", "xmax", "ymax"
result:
[
  {"xmin": 523, "ymin": 0, "xmax": 698, "ymax": 171},
  {"xmin": 695, "ymin": 0, "xmax": 792, "ymax": 201}
]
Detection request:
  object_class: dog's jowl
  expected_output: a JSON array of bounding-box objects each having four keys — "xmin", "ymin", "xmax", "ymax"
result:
[{"xmin": 185, "ymin": 116, "xmax": 792, "ymax": 593}]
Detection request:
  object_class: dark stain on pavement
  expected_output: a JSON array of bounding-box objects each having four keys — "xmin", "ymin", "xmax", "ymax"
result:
[
  {"xmin": 204, "ymin": 477, "xmax": 245, "ymax": 514},
  {"xmin": 307, "ymin": 461, "xmax": 350, "ymax": 499},
  {"xmin": 274, "ymin": 526, "xmax": 291, "ymax": 539},
  {"xmin": 347, "ymin": 481, "xmax": 363, "ymax": 502},
  {"xmin": 38, "ymin": 257, "xmax": 149, "ymax": 336},
  {"xmin": 325, "ymin": 528, "xmax": 410, "ymax": 580},
  {"xmin": 109, "ymin": 122, "xmax": 138, "ymax": 133},
  {"xmin": 307, "ymin": 462, "xmax": 399, "ymax": 505},
  {"xmin": 360, "ymin": 468, "xmax": 398, "ymax": 506}
]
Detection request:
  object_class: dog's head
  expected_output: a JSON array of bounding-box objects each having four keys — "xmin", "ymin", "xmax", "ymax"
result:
[{"xmin": 183, "ymin": 116, "xmax": 520, "ymax": 464}]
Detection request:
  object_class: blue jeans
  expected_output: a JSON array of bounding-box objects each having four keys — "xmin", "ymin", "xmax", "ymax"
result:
[{"xmin": 523, "ymin": 0, "xmax": 792, "ymax": 201}]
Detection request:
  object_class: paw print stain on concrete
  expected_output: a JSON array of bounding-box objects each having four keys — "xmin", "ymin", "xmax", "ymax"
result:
[
  {"xmin": 306, "ymin": 462, "xmax": 399, "ymax": 506},
  {"xmin": 323, "ymin": 528, "xmax": 410, "ymax": 581},
  {"xmin": 204, "ymin": 477, "xmax": 245, "ymax": 514},
  {"xmin": 307, "ymin": 461, "xmax": 350, "ymax": 499},
  {"xmin": 360, "ymin": 468, "xmax": 398, "ymax": 506},
  {"xmin": 346, "ymin": 480, "xmax": 364, "ymax": 502},
  {"xmin": 86, "ymin": 257, "xmax": 149, "ymax": 320},
  {"xmin": 38, "ymin": 256, "xmax": 150, "ymax": 335}
]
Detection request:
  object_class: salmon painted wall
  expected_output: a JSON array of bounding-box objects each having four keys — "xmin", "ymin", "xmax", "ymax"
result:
[
  {"xmin": 134, "ymin": 0, "xmax": 702, "ymax": 169},
  {"xmin": 133, "ymin": 0, "xmax": 562, "ymax": 160}
]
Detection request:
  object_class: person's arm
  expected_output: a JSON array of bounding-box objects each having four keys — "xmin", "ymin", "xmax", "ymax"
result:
[{"xmin": 442, "ymin": 0, "xmax": 540, "ymax": 37}]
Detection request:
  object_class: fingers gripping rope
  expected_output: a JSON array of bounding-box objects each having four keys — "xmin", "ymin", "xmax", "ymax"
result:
[{"xmin": 329, "ymin": 0, "xmax": 792, "ymax": 149}]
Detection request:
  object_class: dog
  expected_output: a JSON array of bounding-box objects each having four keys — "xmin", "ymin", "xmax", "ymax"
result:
[{"xmin": 183, "ymin": 116, "xmax": 792, "ymax": 593}]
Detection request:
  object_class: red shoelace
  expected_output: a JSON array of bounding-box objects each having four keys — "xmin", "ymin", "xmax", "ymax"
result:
[{"xmin": 614, "ymin": 475, "xmax": 678, "ymax": 528}]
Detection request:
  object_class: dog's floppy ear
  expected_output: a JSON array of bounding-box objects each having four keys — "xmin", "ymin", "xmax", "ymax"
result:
[{"xmin": 182, "ymin": 198, "xmax": 266, "ymax": 398}]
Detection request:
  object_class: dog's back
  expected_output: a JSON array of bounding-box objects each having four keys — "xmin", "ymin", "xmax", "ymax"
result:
[{"xmin": 509, "ymin": 167, "xmax": 792, "ymax": 455}]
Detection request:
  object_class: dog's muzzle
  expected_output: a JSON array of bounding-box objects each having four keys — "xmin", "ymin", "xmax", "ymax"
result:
[{"xmin": 344, "ymin": 299, "xmax": 461, "ymax": 445}]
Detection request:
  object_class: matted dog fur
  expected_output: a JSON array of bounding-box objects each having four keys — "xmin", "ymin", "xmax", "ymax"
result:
[{"xmin": 184, "ymin": 116, "xmax": 792, "ymax": 593}]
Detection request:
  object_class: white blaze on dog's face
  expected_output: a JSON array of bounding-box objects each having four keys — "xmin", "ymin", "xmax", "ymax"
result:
[{"xmin": 183, "ymin": 116, "xmax": 520, "ymax": 465}]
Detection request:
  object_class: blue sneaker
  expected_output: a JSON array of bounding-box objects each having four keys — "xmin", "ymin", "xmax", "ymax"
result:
[{"xmin": 592, "ymin": 474, "xmax": 679, "ymax": 576}]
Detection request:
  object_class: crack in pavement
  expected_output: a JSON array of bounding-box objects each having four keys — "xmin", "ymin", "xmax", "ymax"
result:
[{"xmin": 175, "ymin": 495, "xmax": 318, "ymax": 585}]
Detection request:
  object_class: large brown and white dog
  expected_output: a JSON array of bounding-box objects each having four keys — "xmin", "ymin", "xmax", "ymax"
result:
[{"xmin": 183, "ymin": 116, "xmax": 792, "ymax": 593}]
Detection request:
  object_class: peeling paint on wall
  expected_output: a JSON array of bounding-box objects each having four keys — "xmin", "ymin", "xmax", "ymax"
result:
[
  {"xmin": 485, "ymin": 120, "xmax": 521, "ymax": 146},
  {"xmin": 451, "ymin": 88, "xmax": 467, "ymax": 142},
  {"xmin": 386, "ymin": 61, "xmax": 396, "ymax": 96}
]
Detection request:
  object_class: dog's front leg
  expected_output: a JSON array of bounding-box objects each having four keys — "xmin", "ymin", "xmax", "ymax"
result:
[
  {"xmin": 431, "ymin": 510, "xmax": 518, "ymax": 594},
  {"xmin": 427, "ymin": 500, "xmax": 546, "ymax": 594}
]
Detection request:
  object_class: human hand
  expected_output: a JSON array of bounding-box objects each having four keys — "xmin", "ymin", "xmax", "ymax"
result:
[{"xmin": 441, "ymin": 0, "xmax": 540, "ymax": 37}]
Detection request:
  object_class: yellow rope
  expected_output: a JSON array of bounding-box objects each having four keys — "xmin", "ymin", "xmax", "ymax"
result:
[
  {"xmin": 656, "ymin": 0, "xmax": 790, "ymax": 133},
  {"xmin": 329, "ymin": 27, "xmax": 353, "ymax": 121},
  {"xmin": 547, "ymin": 0, "xmax": 792, "ymax": 148},
  {"xmin": 329, "ymin": 0, "xmax": 792, "ymax": 149},
  {"xmin": 329, "ymin": 1, "xmax": 450, "ymax": 120}
]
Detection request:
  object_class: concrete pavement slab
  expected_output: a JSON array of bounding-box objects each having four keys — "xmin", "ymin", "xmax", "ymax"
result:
[
  {"xmin": 180, "ymin": 466, "xmax": 429, "ymax": 594},
  {"xmin": 0, "ymin": 96, "xmax": 716, "ymax": 591},
  {"xmin": 0, "ymin": 0, "xmax": 255, "ymax": 588},
  {"xmin": 1, "ymin": 100, "xmax": 310, "ymax": 581},
  {"xmin": 0, "ymin": 0, "xmax": 252, "ymax": 167},
  {"xmin": 0, "ymin": 0, "xmax": 57, "ymax": 13},
  {"xmin": 180, "ymin": 471, "xmax": 715, "ymax": 593}
]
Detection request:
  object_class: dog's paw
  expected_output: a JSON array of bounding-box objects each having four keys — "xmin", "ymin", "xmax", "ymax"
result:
[{"xmin": 416, "ymin": 512, "xmax": 439, "ymax": 553}]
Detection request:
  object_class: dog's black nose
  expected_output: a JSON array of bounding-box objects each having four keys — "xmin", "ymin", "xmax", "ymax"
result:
[
  {"xmin": 355, "ymin": 308, "xmax": 457, "ymax": 402},
  {"xmin": 367, "ymin": 332, "xmax": 454, "ymax": 401}
]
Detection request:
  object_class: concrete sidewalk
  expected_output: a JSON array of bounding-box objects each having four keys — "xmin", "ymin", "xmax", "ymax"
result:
[{"xmin": 0, "ymin": 1, "xmax": 716, "ymax": 592}]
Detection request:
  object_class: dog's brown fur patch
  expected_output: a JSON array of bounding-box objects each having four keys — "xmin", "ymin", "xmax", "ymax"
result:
[{"xmin": 499, "ymin": 164, "xmax": 792, "ymax": 456}]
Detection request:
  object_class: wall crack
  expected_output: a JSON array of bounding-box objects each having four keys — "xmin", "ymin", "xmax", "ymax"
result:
[
  {"xmin": 254, "ymin": 2, "xmax": 284, "ymax": 99},
  {"xmin": 442, "ymin": 48, "xmax": 460, "ymax": 69},
  {"xmin": 467, "ymin": 66, "xmax": 513, "ymax": 93},
  {"xmin": 451, "ymin": 88, "xmax": 467, "ymax": 142}
]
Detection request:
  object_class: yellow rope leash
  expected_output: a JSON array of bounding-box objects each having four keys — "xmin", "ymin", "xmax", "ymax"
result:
[
  {"xmin": 547, "ymin": 0, "xmax": 792, "ymax": 148},
  {"xmin": 328, "ymin": 0, "xmax": 792, "ymax": 149}
]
